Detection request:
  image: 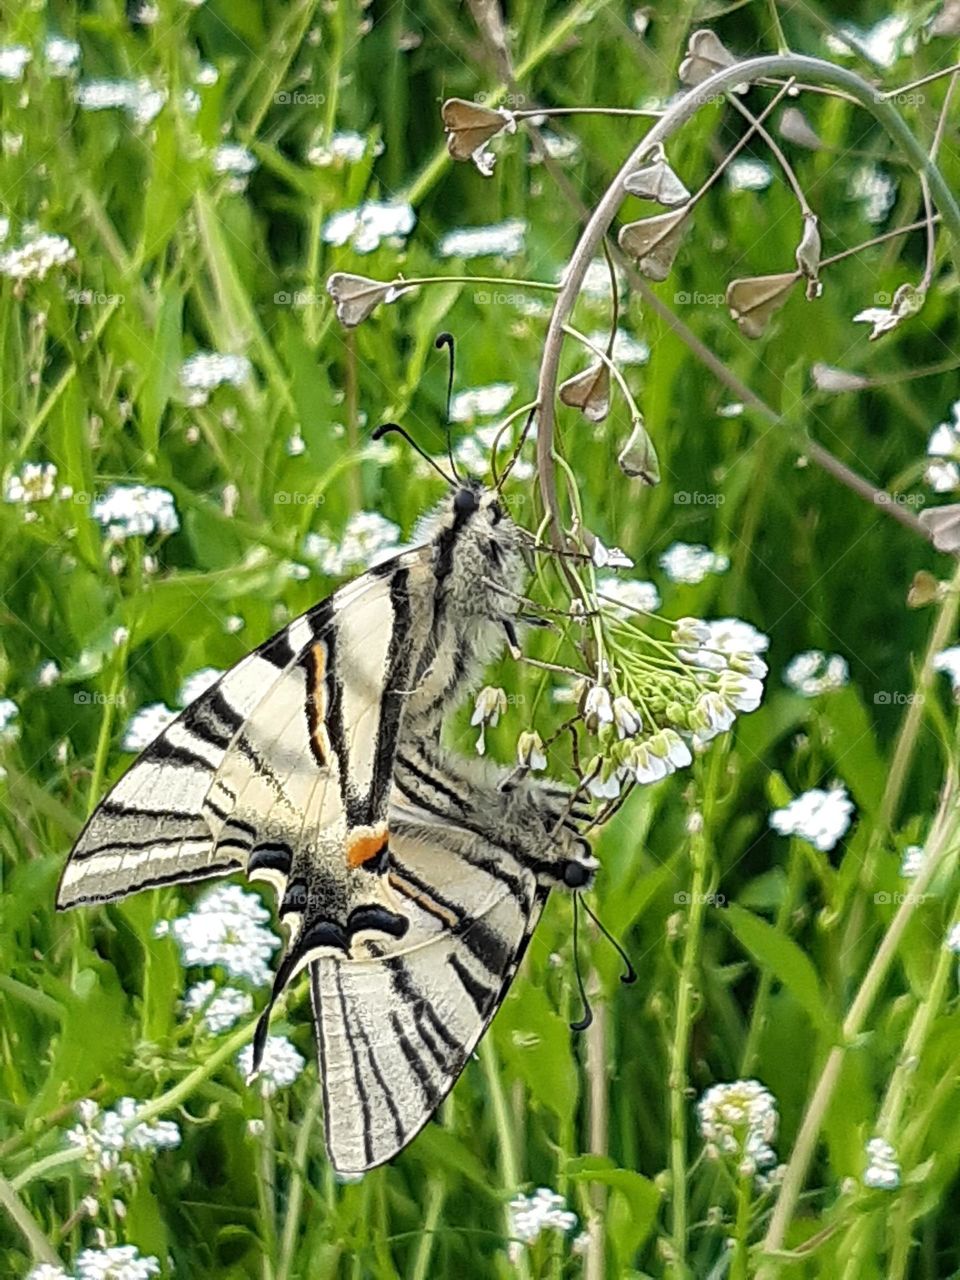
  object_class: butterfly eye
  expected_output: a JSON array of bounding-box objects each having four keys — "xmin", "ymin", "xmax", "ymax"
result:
[{"xmin": 454, "ymin": 487, "xmax": 479, "ymax": 516}]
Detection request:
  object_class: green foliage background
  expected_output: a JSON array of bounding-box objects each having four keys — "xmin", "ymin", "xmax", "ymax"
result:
[{"xmin": 1, "ymin": 1, "xmax": 960, "ymax": 1277}]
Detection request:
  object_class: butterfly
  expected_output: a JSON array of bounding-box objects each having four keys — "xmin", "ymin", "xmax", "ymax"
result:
[{"xmin": 57, "ymin": 432, "xmax": 598, "ymax": 1175}]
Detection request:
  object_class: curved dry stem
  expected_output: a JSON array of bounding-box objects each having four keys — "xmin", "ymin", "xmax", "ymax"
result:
[{"xmin": 534, "ymin": 53, "xmax": 960, "ymax": 544}]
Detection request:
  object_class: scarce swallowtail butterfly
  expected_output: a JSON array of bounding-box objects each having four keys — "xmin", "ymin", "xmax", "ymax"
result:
[{"xmin": 57, "ymin": 442, "xmax": 599, "ymax": 1176}]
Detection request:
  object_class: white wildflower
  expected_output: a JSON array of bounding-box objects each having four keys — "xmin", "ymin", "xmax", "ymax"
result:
[
  {"xmin": 213, "ymin": 142, "xmax": 258, "ymax": 192},
  {"xmin": 784, "ymin": 650, "xmax": 849, "ymax": 697},
  {"xmin": 304, "ymin": 511, "xmax": 402, "ymax": 576},
  {"xmin": 180, "ymin": 351, "xmax": 252, "ymax": 405},
  {"xmin": 698, "ymin": 1079, "xmax": 778, "ymax": 1177},
  {"xmin": 177, "ymin": 667, "xmax": 223, "ymax": 706},
  {"xmin": 0, "ymin": 233, "xmax": 75, "ymax": 281},
  {"xmin": 585, "ymin": 328, "xmax": 649, "ymax": 365},
  {"xmin": 93, "ymin": 484, "xmax": 179, "ymax": 540},
  {"xmin": 157, "ymin": 883, "xmax": 280, "ymax": 987},
  {"xmin": 26, "ymin": 1265, "xmax": 70, "ymax": 1280},
  {"xmin": 925, "ymin": 459, "xmax": 960, "ymax": 493},
  {"xmin": 933, "ymin": 646, "xmax": 960, "ymax": 697},
  {"xmin": 196, "ymin": 62, "xmax": 219, "ymax": 86},
  {"xmin": 657, "ymin": 727, "xmax": 693, "ymax": 770},
  {"xmin": 516, "ymin": 730, "xmax": 547, "ymax": 771},
  {"xmin": 66, "ymin": 1098, "xmax": 179, "ymax": 1175},
  {"xmin": 322, "ymin": 201, "xmax": 416, "ymax": 253},
  {"xmin": 184, "ymin": 980, "xmax": 253, "ymax": 1033},
  {"xmin": 848, "ymin": 163, "xmax": 896, "ymax": 225},
  {"xmin": 238, "ymin": 1034, "xmax": 305, "ymax": 1097},
  {"xmin": 581, "ymin": 685, "xmax": 614, "ymax": 732},
  {"xmin": 0, "ymin": 45, "xmax": 31, "ymax": 81},
  {"xmin": 863, "ymin": 1136, "xmax": 901, "ymax": 1190},
  {"xmin": 590, "ymin": 535, "xmax": 634, "ymax": 570},
  {"xmin": 471, "ymin": 685, "xmax": 507, "ymax": 755},
  {"xmin": 306, "ymin": 130, "xmax": 368, "ymax": 166},
  {"xmin": 75, "ymin": 1244, "xmax": 160, "ymax": 1280},
  {"xmin": 612, "ymin": 694, "xmax": 642, "ymax": 738},
  {"xmin": 4, "ymin": 461, "xmax": 58, "ymax": 503},
  {"xmin": 659, "ymin": 542, "xmax": 730, "ymax": 585},
  {"xmin": 690, "ymin": 691, "xmax": 736, "ymax": 742},
  {"xmin": 718, "ymin": 670, "xmax": 764, "ymax": 713},
  {"xmin": 727, "ymin": 157, "xmax": 773, "ymax": 191},
  {"xmin": 630, "ymin": 739, "xmax": 670, "ymax": 785},
  {"xmin": 437, "ymin": 218, "xmax": 526, "ymax": 259},
  {"xmin": 75, "ymin": 78, "xmax": 166, "ymax": 124},
  {"xmin": 703, "ymin": 618, "xmax": 769, "ymax": 656},
  {"xmin": 946, "ymin": 922, "xmax": 960, "ymax": 953},
  {"xmin": 769, "ymin": 785, "xmax": 854, "ymax": 851},
  {"xmin": 37, "ymin": 660, "xmax": 61, "ymax": 687},
  {"xmin": 120, "ymin": 703, "xmax": 177, "ymax": 752},
  {"xmin": 45, "ymin": 35, "xmax": 81, "ymax": 77},
  {"xmin": 900, "ymin": 845, "xmax": 925, "ymax": 879},
  {"xmin": 587, "ymin": 764, "xmax": 621, "ymax": 799},
  {"xmin": 598, "ymin": 576, "xmax": 660, "ymax": 615},
  {"xmin": 449, "ymin": 382, "xmax": 515, "ymax": 422},
  {"xmin": 672, "ymin": 617, "xmax": 711, "ymax": 647},
  {"xmin": 508, "ymin": 1186, "xmax": 578, "ymax": 1249},
  {"xmin": 0, "ymin": 698, "xmax": 21, "ymax": 743}
]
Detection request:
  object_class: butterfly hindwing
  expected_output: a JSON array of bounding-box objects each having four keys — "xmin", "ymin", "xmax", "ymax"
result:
[{"xmin": 311, "ymin": 804, "xmax": 548, "ymax": 1174}]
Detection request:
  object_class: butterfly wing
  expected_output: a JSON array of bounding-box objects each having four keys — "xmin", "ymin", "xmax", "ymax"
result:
[{"xmin": 311, "ymin": 797, "xmax": 548, "ymax": 1174}]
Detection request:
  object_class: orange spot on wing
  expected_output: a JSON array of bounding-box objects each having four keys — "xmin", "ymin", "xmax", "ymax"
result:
[
  {"xmin": 305, "ymin": 643, "xmax": 329, "ymax": 767},
  {"xmin": 346, "ymin": 825, "xmax": 389, "ymax": 869}
]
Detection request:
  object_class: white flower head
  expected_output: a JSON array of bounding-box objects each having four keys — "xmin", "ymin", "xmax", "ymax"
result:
[
  {"xmin": 437, "ymin": 218, "xmax": 526, "ymax": 260},
  {"xmin": 659, "ymin": 542, "xmax": 730, "ymax": 585},
  {"xmin": 121, "ymin": 703, "xmax": 178, "ymax": 752},
  {"xmin": 26, "ymin": 1266, "xmax": 70, "ymax": 1280},
  {"xmin": 75, "ymin": 1244, "xmax": 161, "ymax": 1280},
  {"xmin": 448, "ymin": 382, "xmax": 515, "ymax": 423},
  {"xmin": 784, "ymin": 650, "xmax": 849, "ymax": 697},
  {"xmin": 304, "ymin": 511, "xmax": 402, "ymax": 576},
  {"xmin": 93, "ymin": 484, "xmax": 179, "ymax": 540},
  {"xmin": 517, "ymin": 730, "xmax": 547, "ymax": 771},
  {"xmin": 238, "ymin": 1033, "xmax": 305, "ymax": 1096},
  {"xmin": 322, "ymin": 201, "xmax": 416, "ymax": 253},
  {"xmin": 184, "ymin": 981, "xmax": 254, "ymax": 1034},
  {"xmin": 4, "ymin": 461, "xmax": 58, "ymax": 503},
  {"xmin": 45, "ymin": 35, "xmax": 81, "ymax": 77},
  {"xmin": 900, "ymin": 845, "xmax": 925, "ymax": 879},
  {"xmin": 769, "ymin": 785, "xmax": 854, "ymax": 852},
  {"xmin": 0, "ymin": 233, "xmax": 75, "ymax": 281},
  {"xmin": 177, "ymin": 667, "xmax": 223, "ymax": 706},
  {"xmin": 863, "ymin": 1136, "xmax": 901, "ymax": 1190},
  {"xmin": 0, "ymin": 45, "xmax": 31, "ymax": 81},
  {"xmin": 598, "ymin": 576, "xmax": 660, "ymax": 616},
  {"xmin": 157, "ymin": 883, "xmax": 280, "ymax": 987},
  {"xmin": 508, "ymin": 1186, "xmax": 578, "ymax": 1247},
  {"xmin": 697, "ymin": 1079, "xmax": 778, "ymax": 1177},
  {"xmin": 180, "ymin": 351, "xmax": 252, "ymax": 405}
]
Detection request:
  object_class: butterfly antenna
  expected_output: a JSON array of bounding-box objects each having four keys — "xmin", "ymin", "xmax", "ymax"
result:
[
  {"xmin": 372, "ymin": 421, "xmax": 456, "ymax": 487},
  {"xmin": 434, "ymin": 332, "xmax": 463, "ymax": 482},
  {"xmin": 579, "ymin": 896, "xmax": 637, "ymax": 985},
  {"xmin": 495, "ymin": 404, "xmax": 537, "ymax": 493},
  {"xmin": 569, "ymin": 893, "xmax": 594, "ymax": 1032}
]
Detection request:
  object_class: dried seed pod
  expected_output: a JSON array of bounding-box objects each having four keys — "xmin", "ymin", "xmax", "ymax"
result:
[
  {"xmin": 326, "ymin": 272, "xmax": 396, "ymax": 328},
  {"xmin": 795, "ymin": 213, "xmax": 822, "ymax": 296},
  {"xmin": 559, "ymin": 362, "xmax": 611, "ymax": 423},
  {"xmin": 779, "ymin": 107, "xmax": 822, "ymax": 150},
  {"xmin": 441, "ymin": 97, "xmax": 516, "ymax": 166},
  {"xmin": 726, "ymin": 271, "xmax": 800, "ymax": 339},
  {"xmin": 618, "ymin": 418, "xmax": 660, "ymax": 486},
  {"xmin": 811, "ymin": 364, "xmax": 870, "ymax": 393},
  {"xmin": 624, "ymin": 155, "xmax": 690, "ymax": 207},
  {"xmin": 920, "ymin": 504, "xmax": 960, "ymax": 554},
  {"xmin": 678, "ymin": 29, "xmax": 736, "ymax": 86},
  {"xmin": 618, "ymin": 207, "xmax": 689, "ymax": 281},
  {"xmin": 852, "ymin": 282, "xmax": 926, "ymax": 341}
]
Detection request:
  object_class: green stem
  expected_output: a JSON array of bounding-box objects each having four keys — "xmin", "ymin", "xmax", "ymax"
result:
[
  {"xmin": 257, "ymin": 1106, "xmax": 277, "ymax": 1280},
  {"xmin": 410, "ymin": 1179, "xmax": 445, "ymax": 1280},
  {"xmin": 277, "ymin": 1085, "xmax": 324, "ymax": 1280},
  {"xmin": 0, "ymin": 1172, "xmax": 61, "ymax": 1266},
  {"xmin": 480, "ymin": 1037, "xmax": 530, "ymax": 1280},
  {"xmin": 730, "ymin": 1173, "xmax": 754, "ymax": 1280}
]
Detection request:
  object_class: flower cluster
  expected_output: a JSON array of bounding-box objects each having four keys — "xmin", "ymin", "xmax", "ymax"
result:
[
  {"xmin": 900, "ymin": 844, "xmax": 925, "ymax": 879},
  {"xmin": 4, "ymin": 461, "xmax": 59, "ymax": 503},
  {"xmin": 179, "ymin": 351, "xmax": 252, "ymax": 405},
  {"xmin": 92, "ymin": 484, "xmax": 180, "ymax": 540},
  {"xmin": 697, "ymin": 1079, "xmax": 779, "ymax": 1178},
  {"xmin": 769, "ymin": 785, "xmax": 854, "ymax": 852},
  {"xmin": 212, "ymin": 142, "xmax": 258, "ymax": 192},
  {"xmin": 238, "ymin": 1034, "xmax": 306, "ymax": 1096},
  {"xmin": 29, "ymin": 1245, "xmax": 161, "ymax": 1280},
  {"xmin": 437, "ymin": 218, "xmax": 525, "ymax": 260},
  {"xmin": 659, "ymin": 542, "xmax": 730, "ymax": 585},
  {"xmin": 154, "ymin": 883, "xmax": 280, "ymax": 987},
  {"xmin": 863, "ymin": 1137, "xmax": 901, "ymax": 1190},
  {"xmin": 507, "ymin": 1187, "xmax": 578, "ymax": 1261},
  {"xmin": 121, "ymin": 704, "xmax": 177, "ymax": 752},
  {"xmin": 322, "ymin": 201, "xmax": 415, "ymax": 253},
  {"xmin": 0, "ymin": 232, "xmax": 75, "ymax": 281},
  {"xmin": 183, "ymin": 980, "xmax": 253, "ymax": 1034},
  {"xmin": 784, "ymin": 650, "xmax": 849, "ymax": 697},
  {"xmin": 304, "ymin": 511, "xmax": 402, "ymax": 576},
  {"xmin": 924, "ymin": 399, "xmax": 960, "ymax": 492},
  {"xmin": 75, "ymin": 78, "xmax": 167, "ymax": 126},
  {"xmin": 66, "ymin": 1098, "xmax": 180, "ymax": 1175}
]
